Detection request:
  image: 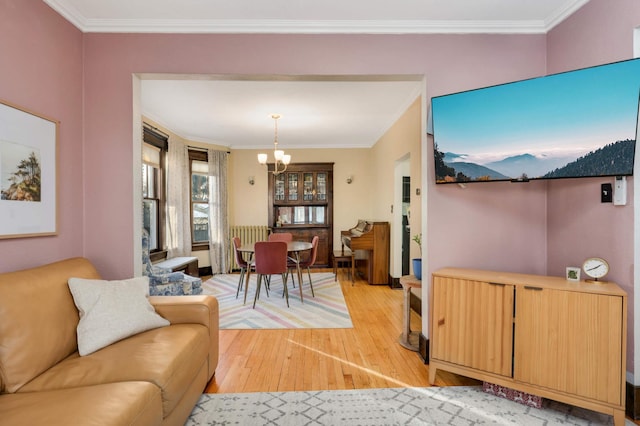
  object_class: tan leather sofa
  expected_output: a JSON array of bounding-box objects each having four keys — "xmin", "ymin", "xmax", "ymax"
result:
[{"xmin": 0, "ymin": 257, "xmax": 219, "ymax": 426}]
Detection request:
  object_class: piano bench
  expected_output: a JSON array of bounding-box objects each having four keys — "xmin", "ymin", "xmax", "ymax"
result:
[{"xmin": 332, "ymin": 250, "xmax": 355, "ymax": 285}]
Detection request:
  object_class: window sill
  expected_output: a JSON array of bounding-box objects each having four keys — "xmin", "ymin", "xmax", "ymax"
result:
[{"xmin": 150, "ymin": 250, "xmax": 167, "ymax": 262}]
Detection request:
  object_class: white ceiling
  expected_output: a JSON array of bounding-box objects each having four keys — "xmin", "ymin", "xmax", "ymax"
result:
[
  {"xmin": 43, "ymin": 0, "xmax": 590, "ymax": 150},
  {"xmin": 141, "ymin": 76, "xmax": 423, "ymax": 149}
]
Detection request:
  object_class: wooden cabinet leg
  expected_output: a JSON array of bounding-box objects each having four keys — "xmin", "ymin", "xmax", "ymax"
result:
[
  {"xmin": 428, "ymin": 365, "xmax": 437, "ymax": 385},
  {"xmin": 612, "ymin": 408, "xmax": 625, "ymax": 426}
]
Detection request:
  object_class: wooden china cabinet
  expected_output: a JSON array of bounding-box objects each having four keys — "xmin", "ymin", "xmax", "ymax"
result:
[{"xmin": 267, "ymin": 163, "xmax": 333, "ymax": 267}]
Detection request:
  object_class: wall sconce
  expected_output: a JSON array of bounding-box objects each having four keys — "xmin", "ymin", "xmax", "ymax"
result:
[
  {"xmin": 346, "ymin": 175, "xmax": 353, "ymax": 184},
  {"xmin": 248, "ymin": 176, "xmax": 255, "ymax": 186}
]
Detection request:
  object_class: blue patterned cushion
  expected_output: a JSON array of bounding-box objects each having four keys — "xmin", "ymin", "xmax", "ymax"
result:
[
  {"xmin": 143, "ymin": 228, "xmax": 202, "ymax": 296},
  {"xmin": 184, "ymin": 276, "xmax": 202, "ymax": 295},
  {"xmin": 148, "ymin": 273, "xmax": 202, "ymax": 296},
  {"xmin": 149, "ymin": 282, "xmax": 184, "ymax": 296}
]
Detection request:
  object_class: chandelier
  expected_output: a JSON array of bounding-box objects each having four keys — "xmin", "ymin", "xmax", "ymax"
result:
[{"xmin": 257, "ymin": 114, "xmax": 291, "ymax": 175}]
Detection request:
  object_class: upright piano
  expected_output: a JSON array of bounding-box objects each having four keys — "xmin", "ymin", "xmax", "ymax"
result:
[{"xmin": 341, "ymin": 220, "xmax": 390, "ymax": 285}]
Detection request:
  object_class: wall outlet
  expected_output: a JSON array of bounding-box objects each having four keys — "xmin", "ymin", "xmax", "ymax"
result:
[{"xmin": 614, "ymin": 176, "xmax": 627, "ymax": 205}]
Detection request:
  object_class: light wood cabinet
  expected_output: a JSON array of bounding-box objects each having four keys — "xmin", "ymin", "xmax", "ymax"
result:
[
  {"xmin": 431, "ymin": 276, "xmax": 513, "ymax": 377},
  {"xmin": 429, "ymin": 268, "xmax": 627, "ymax": 425},
  {"xmin": 514, "ymin": 286, "xmax": 624, "ymax": 405}
]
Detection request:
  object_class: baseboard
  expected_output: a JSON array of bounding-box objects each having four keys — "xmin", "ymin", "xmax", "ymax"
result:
[
  {"xmin": 391, "ymin": 276, "xmax": 402, "ymax": 289},
  {"xmin": 418, "ymin": 334, "xmax": 429, "ymax": 364},
  {"xmin": 626, "ymin": 381, "xmax": 640, "ymax": 419}
]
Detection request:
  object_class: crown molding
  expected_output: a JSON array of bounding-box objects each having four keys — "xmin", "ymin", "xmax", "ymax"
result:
[
  {"xmin": 43, "ymin": 0, "xmax": 86, "ymax": 31},
  {"xmin": 67, "ymin": 18, "xmax": 552, "ymax": 35},
  {"xmin": 545, "ymin": 0, "xmax": 590, "ymax": 31},
  {"xmin": 44, "ymin": 0, "xmax": 591, "ymax": 35}
]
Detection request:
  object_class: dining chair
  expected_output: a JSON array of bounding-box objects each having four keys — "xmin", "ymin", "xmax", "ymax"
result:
[
  {"xmin": 232, "ymin": 237, "xmax": 253, "ymax": 299},
  {"xmin": 252, "ymin": 241, "xmax": 290, "ymax": 308},
  {"xmin": 268, "ymin": 232, "xmax": 293, "ymax": 242},
  {"xmin": 287, "ymin": 235, "xmax": 318, "ymax": 298},
  {"xmin": 269, "ymin": 232, "xmax": 296, "ymax": 270}
]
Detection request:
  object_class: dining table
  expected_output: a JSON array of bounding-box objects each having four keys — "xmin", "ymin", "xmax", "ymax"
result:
[{"xmin": 237, "ymin": 240, "xmax": 313, "ymax": 304}]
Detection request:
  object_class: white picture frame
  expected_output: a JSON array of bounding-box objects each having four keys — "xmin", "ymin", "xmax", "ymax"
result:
[
  {"xmin": 566, "ymin": 266, "xmax": 581, "ymax": 282},
  {"xmin": 0, "ymin": 100, "xmax": 58, "ymax": 239}
]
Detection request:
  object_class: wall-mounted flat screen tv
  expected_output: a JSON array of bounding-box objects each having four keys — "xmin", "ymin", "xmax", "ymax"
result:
[{"xmin": 431, "ymin": 58, "xmax": 640, "ymax": 184}]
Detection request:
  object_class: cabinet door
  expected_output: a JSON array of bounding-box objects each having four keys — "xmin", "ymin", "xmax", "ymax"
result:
[
  {"xmin": 432, "ymin": 276, "xmax": 514, "ymax": 377},
  {"xmin": 301, "ymin": 172, "xmax": 328, "ymax": 203},
  {"xmin": 287, "ymin": 173, "xmax": 299, "ymax": 202},
  {"xmin": 287, "ymin": 228, "xmax": 329, "ymax": 266},
  {"xmin": 315, "ymin": 172, "xmax": 327, "ymax": 202},
  {"xmin": 274, "ymin": 174, "xmax": 285, "ymax": 201},
  {"xmin": 514, "ymin": 287, "xmax": 623, "ymax": 405},
  {"xmin": 303, "ymin": 172, "xmax": 314, "ymax": 201}
]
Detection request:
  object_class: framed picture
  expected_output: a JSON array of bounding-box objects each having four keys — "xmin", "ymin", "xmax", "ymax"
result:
[
  {"xmin": 0, "ymin": 100, "xmax": 58, "ymax": 239},
  {"xmin": 566, "ymin": 267, "xmax": 581, "ymax": 282}
]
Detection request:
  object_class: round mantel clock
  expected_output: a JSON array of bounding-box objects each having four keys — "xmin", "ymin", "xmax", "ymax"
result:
[{"xmin": 582, "ymin": 257, "xmax": 610, "ymax": 282}]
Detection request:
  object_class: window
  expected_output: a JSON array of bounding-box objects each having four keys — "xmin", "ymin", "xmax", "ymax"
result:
[
  {"xmin": 142, "ymin": 126, "xmax": 167, "ymax": 256},
  {"xmin": 142, "ymin": 158, "xmax": 159, "ymax": 250},
  {"xmin": 189, "ymin": 150, "xmax": 209, "ymax": 249}
]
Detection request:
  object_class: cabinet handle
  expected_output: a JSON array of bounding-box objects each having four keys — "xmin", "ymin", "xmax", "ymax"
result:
[
  {"xmin": 524, "ymin": 286, "xmax": 543, "ymax": 291},
  {"xmin": 489, "ymin": 282, "xmax": 505, "ymax": 287},
  {"xmin": 438, "ymin": 318, "xmax": 445, "ymax": 326}
]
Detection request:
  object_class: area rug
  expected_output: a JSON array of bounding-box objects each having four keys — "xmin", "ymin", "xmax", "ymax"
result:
[
  {"xmin": 202, "ymin": 272, "xmax": 353, "ymax": 329},
  {"xmin": 186, "ymin": 386, "xmax": 631, "ymax": 425}
]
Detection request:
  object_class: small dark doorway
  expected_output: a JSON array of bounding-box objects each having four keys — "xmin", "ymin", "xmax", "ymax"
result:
[{"xmin": 402, "ymin": 176, "xmax": 410, "ymax": 275}]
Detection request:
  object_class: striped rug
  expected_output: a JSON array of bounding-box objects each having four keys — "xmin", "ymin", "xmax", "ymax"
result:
[{"xmin": 202, "ymin": 273, "xmax": 353, "ymax": 329}]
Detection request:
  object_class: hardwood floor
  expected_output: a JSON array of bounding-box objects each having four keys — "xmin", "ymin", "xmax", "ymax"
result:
[
  {"xmin": 204, "ymin": 268, "xmax": 478, "ymax": 393},
  {"xmin": 202, "ymin": 268, "xmax": 640, "ymax": 424}
]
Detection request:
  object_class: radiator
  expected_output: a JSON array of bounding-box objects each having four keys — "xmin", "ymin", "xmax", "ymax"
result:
[{"xmin": 228, "ymin": 225, "xmax": 270, "ymax": 272}]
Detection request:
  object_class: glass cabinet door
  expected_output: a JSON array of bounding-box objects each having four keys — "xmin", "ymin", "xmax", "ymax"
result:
[
  {"xmin": 316, "ymin": 172, "xmax": 327, "ymax": 201},
  {"xmin": 274, "ymin": 174, "xmax": 285, "ymax": 201},
  {"xmin": 293, "ymin": 206, "xmax": 306, "ymax": 224},
  {"xmin": 276, "ymin": 205, "xmax": 326, "ymax": 226},
  {"xmin": 303, "ymin": 173, "xmax": 314, "ymax": 201},
  {"xmin": 273, "ymin": 171, "xmax": 331, "ymax": 204},
  {"xmin": 287, "ymin": 173, "xmax": 298, "ymax": 201},
  {"xmin": 310, "ymin": 206, "xmax": 326, "ymax": 224}
]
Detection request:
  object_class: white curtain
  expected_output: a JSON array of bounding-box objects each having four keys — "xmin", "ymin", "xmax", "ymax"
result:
[
  {"xmin": 207, "ymin": 149, "xmax": 229, "ymax": 274},
  {"xmin": 165, "ymin": 137, "xmax": 192, "ymax": 258}
]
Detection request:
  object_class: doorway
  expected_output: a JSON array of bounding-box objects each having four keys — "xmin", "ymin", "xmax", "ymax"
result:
[
  {"xmin": 393, "ymin": 154, "xmax": 410, "ymax": 279},
  {"xmin": 402, "ymin": 176, "xmax": 411, "ymax": 275}
]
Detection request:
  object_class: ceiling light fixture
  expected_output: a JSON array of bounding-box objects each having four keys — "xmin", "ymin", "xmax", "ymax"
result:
[{"xmin": 258, "ymin": 114, "xmax": 291, "ymax": 175}]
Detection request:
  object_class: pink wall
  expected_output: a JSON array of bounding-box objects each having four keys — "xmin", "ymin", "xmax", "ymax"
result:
[
  {"xmin": 547, "ymin": 0, "xmax": 640, "ymax": 73},
  {"xmin": 427, "ymin": 174, "xmax": 548, "ymax": 275},
  {"xmin": 81, "ymin": 33, "xmax": 547, "ymax": 278},
  {"xmin": 546, "ymin": 0, "xmax": 640, "ymax": 376},
  {"xmin": 0, "ymin": 0, "xmax": 84, "ymax": 272}
]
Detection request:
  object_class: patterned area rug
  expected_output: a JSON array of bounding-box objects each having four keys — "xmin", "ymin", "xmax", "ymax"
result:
[
  {"xmin": 202, "ymin": 273, "xmax": 353, "ymax": 329},
  {"xmin": 186, "ymin": 386, "xmax": 631, "ymax": 425}
]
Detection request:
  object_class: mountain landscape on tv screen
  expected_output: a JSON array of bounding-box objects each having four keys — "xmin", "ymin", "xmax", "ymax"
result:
[
  {"xmin": 432, "ymin": 58, "xmax": 640, "ymax": 184},
  {"xmin": 438, "ymin": 139, "xmax": 635, "ymax": 183},
  {"xmin": 543, "ymin": 139, "xmax": 635, "ymax": 179}
]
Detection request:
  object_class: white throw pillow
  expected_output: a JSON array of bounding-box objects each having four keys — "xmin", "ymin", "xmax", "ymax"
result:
[{"xmin": 68, "ymin": 276, "xmax": 170, "ymax": 356}]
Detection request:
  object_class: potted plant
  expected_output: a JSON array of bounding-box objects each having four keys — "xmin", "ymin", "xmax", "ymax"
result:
[{"xmin": 412, "ymin": 233, "xmax": 422, "ymax": 280}]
